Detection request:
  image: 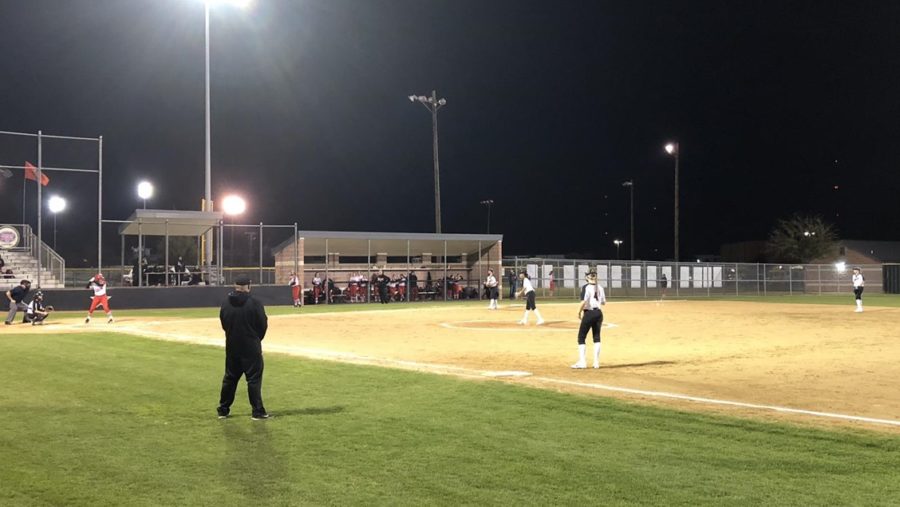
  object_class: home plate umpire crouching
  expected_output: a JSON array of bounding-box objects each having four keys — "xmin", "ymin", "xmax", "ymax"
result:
[{"xmin": 217, "ymin": 275, "xmax": 270, "ymax": 420}]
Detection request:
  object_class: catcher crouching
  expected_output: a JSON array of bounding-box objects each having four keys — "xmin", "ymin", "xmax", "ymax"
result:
[{"xmin": 23, "ymin": 290, "xmax": 53, "ymax": 325}]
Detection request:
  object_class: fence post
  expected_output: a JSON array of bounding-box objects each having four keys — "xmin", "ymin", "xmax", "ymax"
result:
[
  {"xmin": 138, "ymin": 220, "xmax": 144, "ymax": 287},
  {"xmin": 324, "ymin": 238, "xmax": 329, "ymax": 304},
  {"xmin": 164, "ymin": 220, "xmax": 169, "ymax": 287},
  {"xmin": 259, "ymin": 222, "xmax": 264, "ymax": 286},
  {"xmin": 366, "ymin": 239, "xmax": 371, "ymax": 303},
  {"xmin": 818, "ymin": 264, "xmax": 822, "ymax": 295},
  {"xmin": 407, "ymin": 239, "xmax": 411, "ymax": 302}
]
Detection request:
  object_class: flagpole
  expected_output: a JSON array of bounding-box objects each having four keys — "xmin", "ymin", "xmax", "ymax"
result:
[{"xmin": 22, "ymin": 173, "xmax": 26, "ymax": 228}]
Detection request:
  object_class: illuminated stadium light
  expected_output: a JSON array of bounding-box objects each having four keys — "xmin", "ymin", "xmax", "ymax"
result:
[
  {"xmin": 835, "ymin": 261, "xmax": 847, "ymax": 273},
  {"xmin": 222, "ymin": 195, "xmax": 247, "ymax": 216}
]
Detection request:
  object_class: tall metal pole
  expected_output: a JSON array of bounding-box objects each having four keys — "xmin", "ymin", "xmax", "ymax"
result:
[
  {"xmin": 259, "ymin": 222, "xmax": 264, "ymax": 286},
  {"xmin": 98, "ymin": 136, "xmax": 103, "ymax": 273},
  {"xmin": 480, "ymin": 199, "xmax": 494, "ymax": 234},
  {"xmin": 431, "ymin": 90, "xmax": 442, "ymax": 234},
  {"xmin": 674, "ymin": 144, "xmax": 680, "ymax": 264},
  {"xmin": 36, "ymin": 131, "xmax": 42, "ymax": 288},
  {"xmin": 204, "ymin": 2, "xmax": 213, "ymax": 283},
  {"xmin": 293, "ymin": 222, "xmax": 299, "ymax": 284},
  {"xmin": 623, "ymin": 181, "xmax": 634, "ymax": 260}
]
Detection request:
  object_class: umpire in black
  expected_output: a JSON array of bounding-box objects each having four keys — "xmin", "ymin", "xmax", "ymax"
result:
[{"xmin": 217, "ymin": 275, "xmax": 269, "ymax": 420}]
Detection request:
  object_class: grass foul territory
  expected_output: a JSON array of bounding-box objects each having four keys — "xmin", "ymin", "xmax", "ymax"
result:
[{"xmin": 1, "ymin": 332, "xmax": 899, "ymax": 506}]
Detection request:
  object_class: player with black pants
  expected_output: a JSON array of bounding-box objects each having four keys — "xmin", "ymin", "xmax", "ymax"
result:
[
  {"xmin": 852, "ymin": 267, "xmax": 865, "ymax": 313},
  {"xmin": 376, "ymin": 271, "xmax": 390, "ymax": 304},
  {"xmin": 217, "ymin": 275, "xmax": 269, "ymax": 420},
  {"xmin": 573, "ymin": 271, "xmax": 606, "ymax": 369}
]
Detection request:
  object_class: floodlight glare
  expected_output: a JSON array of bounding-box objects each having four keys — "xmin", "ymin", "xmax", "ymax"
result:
[
  {"xmin": 665, "ymin": 143, "xmax": 677, "ymax": 155},
  {"xmin": 205, "ymin": 0, "xmax": 254, "ymax": 8},
  {"xmin": 137, "ymin": 181, "xmax": 154, "ymax": 200},
  {"xmin": 222, "ymin": 194, "xmax": 247, "ymax": 216},
  {"xmin": 835, "ymin": 261, "xmax": 847, "ymax": 273},
  {"xmin": 48, "ymin": 195, "xmax": 67, "ymax": 214}
]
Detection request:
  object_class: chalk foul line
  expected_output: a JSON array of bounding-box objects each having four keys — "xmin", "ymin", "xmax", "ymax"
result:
[{"xmin": 113, "ymin": 323, "xmax": 900, "ymax": 428}]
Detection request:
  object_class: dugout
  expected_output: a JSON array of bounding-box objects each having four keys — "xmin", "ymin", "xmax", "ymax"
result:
[
  {"xmin": 272, "ymin": 230, "xmax": 503, "ymax": 302},
  {"xmin": 112, "ymin": 209, "xmax": 224, "ymax": 286}
]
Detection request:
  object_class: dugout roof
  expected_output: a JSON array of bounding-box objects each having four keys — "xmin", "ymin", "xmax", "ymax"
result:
[
  {"xmin": 274, "ymin": 230, "xmax": 503, "ymax": 257},
  {"xmin": 117, "ymin": 210, "xmax": 223, "ymax": 237}
]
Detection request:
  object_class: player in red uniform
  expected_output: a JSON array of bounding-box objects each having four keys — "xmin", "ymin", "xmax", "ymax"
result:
[
  {"xmin": 289, "ymin": 271, "xmax": 301, "ymax": 308},
  {"xmin": 85, "ymin": 273, "xmax": 114, "ymax": 324}
]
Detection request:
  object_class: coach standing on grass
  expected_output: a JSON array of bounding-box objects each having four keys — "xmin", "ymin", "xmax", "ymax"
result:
[{"xmin": 217, "ymin": 275, "xmax": 270, "ymax": 420}]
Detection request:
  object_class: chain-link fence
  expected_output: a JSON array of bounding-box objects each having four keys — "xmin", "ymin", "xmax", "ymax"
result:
[{"xmin": 502, "ymin": 257, "xmax": 882, "ymax": 298}]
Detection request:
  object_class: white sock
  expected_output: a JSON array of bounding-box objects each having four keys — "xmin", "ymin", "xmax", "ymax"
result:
[
  {"xmin": 593, "ymin": 342, "xmax": 602, "ymax": 364},
  {"xmin": 578, "ymin": 344, "xmax": 586, "ymax": 363},
  {"xmin": 534, "ymin": 309, "xmax": 544, "ymax": 322},
  {"xmin": 522, "ymin": 310, "xmax": 529, "ymax": 322},
  {"xmin": 856, "ymin": 300, "xmax": 862, "ymax": 309}
]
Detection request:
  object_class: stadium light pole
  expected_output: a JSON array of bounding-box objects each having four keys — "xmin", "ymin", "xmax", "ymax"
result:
[
  {"xmin": 665, "ymin": 142, "xmax": 680, "ymax": 263},
  {"xmin": 137, "ymin": 181, "xmax": 154, "ymax": 209},
  {"xmin": 409, "ymin": 90, "xmax": 447, "ymax": 233},
  {"xmin": 47, "ymin": 195, "xmax": 66, "ymax": 250},
  {"xmin": 613, "ymin": 239, "xmax": 623, "ymax": 260},
  {"xmin": 222, "ymin": 194, "xmax": 246, "ymax": 268},
  {"xmin": 480, "ymin": 199, "xmax": 494, "ymax": 234},
  {"xmin": 202, "ymin": 0, "xmax": 253, "ymax": 282},
  {"xmin": 622, "ymin": 180, "xmax": 634, "ymax": 260}
]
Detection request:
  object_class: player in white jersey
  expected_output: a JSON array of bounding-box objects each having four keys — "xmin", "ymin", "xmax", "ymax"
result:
[
  {"xmin": 85, "ymin": 273, "xmax": 113, "ymax": 323},
  {"xmin": 852, "ymin": 267, "xmax": 865, "ymax": 313},
  {"xmin": 572, "ymin": 271, "xmax": 606, "ymax": 368},
  {"xmin": 515, "ymin": 271, "xmax": 544, "ymax": 325},
  {"xmin": 485, "ymin": 269, "xmax": 499, "ymax": 309}
]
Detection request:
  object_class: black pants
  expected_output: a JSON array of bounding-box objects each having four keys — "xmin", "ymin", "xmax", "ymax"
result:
[
  {"xmin": 379, "ymin": 284, "xmax": 389, "ymax": 304},
  {"xmin": 577, "ymin": 309, "xmax": 603, "ymax": 345},
  {"xmin": 218, "ymin": 353, "xmax": 265, "ymax": 416},
  {"xmin": 854, "ymin": 287, "xmax": 864, "ymax": 301}
]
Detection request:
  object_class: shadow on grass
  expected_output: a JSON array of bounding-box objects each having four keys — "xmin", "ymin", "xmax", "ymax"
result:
[{"xmin": 272, "ymin": 405, "xmax": 346, "ymax": 417}]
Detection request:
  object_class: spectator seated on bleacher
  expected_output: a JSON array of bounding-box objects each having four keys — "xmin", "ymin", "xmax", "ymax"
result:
[{"xmin": 3, "ymin": 268, "xmax": 14, "ymax": 279}]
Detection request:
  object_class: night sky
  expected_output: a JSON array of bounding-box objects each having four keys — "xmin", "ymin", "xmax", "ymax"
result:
[{"xmin": 2, "ymin": 0, "xmax": 899, "ymax": 264}]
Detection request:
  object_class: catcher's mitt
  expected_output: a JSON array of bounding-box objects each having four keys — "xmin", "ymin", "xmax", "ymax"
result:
[{"xmin": 45, "ymin": 306, "xmax": 55, "ymax": 312}]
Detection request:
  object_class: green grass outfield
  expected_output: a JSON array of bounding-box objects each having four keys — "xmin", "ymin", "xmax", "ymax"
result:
[{"xmin": 1, "ymin": 331, "xmax": 899, "ymax": 506}]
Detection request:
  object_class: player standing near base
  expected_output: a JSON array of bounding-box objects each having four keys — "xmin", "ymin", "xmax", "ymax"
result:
[
  {"xmin": 289, "ymin": 271, "xmax": 301, "ymax": 308},
  {"xmin": 572, "ymin": 271, "xmax": 606, "ymax": 369},
  {"xmin": 516, "ymin": 271, "xmax": 544, "ymax": 325},
  {"xmin": 852, "ymin": 267, "xmax": 865, "ymax": 313},
  {"xmin": 85, "ymin": 273, "xmax": 113, "ymax": 324},
  {"xmin": 485, "ymin": 269, "xmax": 499, "ymax": 309}
]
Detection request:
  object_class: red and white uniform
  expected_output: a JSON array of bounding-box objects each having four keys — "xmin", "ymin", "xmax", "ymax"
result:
[
  {"xmin": 289, "ymin": 274, "xmax": 301, "ymax": 304},
  {"xmin": 87, "ymin": 276, "xmax": 111, "ymax": 315}
]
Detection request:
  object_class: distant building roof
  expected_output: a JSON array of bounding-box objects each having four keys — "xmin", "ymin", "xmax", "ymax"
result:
[
  {"xmin": 839, "ymin": 240, "xmax": 900, "ymax": 263},
  {"xmin": 273, "ymin": 230, "xmax": 502, "ymax": 257}
]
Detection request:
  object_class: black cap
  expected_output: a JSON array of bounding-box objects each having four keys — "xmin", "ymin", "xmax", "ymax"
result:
[{"xmin": 234, "ymin": 275, "xmax": 252, "ymax": 286}]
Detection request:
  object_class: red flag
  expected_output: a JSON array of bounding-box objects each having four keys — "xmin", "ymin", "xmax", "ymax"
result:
[{"xmin": 24, "ymin": 161, "xmax": 49, "ymax": 186}]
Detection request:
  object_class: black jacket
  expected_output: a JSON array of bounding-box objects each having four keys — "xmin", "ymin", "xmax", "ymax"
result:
[{"xmin": 219, "ymin": 290, "xmax": 268, "ymax": 356}]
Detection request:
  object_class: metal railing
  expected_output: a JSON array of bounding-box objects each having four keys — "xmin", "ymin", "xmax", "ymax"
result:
[
  {"xmin": 503, "ymin": 257, "xmax": 883, "ymax": 298},
  {"xmin": 1, "ymin": 224, "xmax": 65, "ymax": 286}
]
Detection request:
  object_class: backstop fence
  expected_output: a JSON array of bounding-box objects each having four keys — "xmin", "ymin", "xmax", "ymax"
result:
[{"xmin": 502, "ymin": 257, "xmax": 882, "ymax": 298}]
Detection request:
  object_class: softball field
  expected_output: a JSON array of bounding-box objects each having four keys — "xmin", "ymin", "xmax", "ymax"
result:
[{"xmin": 32, "ymin": 299, "xmax": 900, "ymax": 432}]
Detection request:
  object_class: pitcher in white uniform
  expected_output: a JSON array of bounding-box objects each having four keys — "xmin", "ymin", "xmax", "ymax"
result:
[
  {"xmin": 572, "ymin": 271, "xmax": 606, "ymax": 369},
  {"xmin": 515, "ymin": 271, "xmax": 544, "ymax": 325}
]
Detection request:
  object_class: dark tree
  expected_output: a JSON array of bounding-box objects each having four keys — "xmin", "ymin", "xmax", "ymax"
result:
[{"xmin": 766, "ymin": 214, "xmax": 838, "ymax": 263}]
